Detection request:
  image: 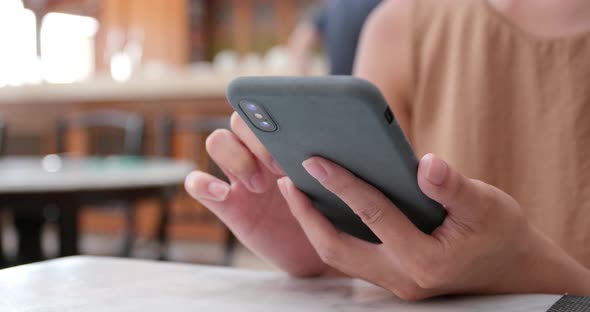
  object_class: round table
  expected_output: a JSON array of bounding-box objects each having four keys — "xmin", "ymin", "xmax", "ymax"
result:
[{"xmin": 0, "ymin": 156, "xmax": 195, "ymax": 265}]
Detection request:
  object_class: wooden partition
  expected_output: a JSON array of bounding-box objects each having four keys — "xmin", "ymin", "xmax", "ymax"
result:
[
  {"xmin": 12, "ymin": 0, "xmax": 317, "ymax": 244},
  {"xmin": 95, "ymin": 0, "xmax": 190, "ymax": 72},
  {"xmin": 0, "ymin": 77, "xmax": 232, "ymax": 242}
]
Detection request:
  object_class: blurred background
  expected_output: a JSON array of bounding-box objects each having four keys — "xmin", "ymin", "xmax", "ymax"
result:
[{"xmin": 0, "ymin": 0, "xmax": 331, "ymax": 270}]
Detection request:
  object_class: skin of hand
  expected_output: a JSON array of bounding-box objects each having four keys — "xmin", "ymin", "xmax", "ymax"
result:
[
  {"xmin": 185, "ymin": 113, "xmax": 329, "ymax": 277},
  {"xmin": 185, "ymin": 0, "xmax": 424, "ymax": 279},
  {"xmin": 276, "ymin": 155, "xmax": 590, "ymax": 300},
  {"xmin": 346, "ymin": 0, "xmax": 590, "ymax": 299},
  {"xmin": 186, "ymin": 112, "xmax": 590, "ymax": 300},
  {"xmin": 185, "ymin": 0, "xmax": 590, "ymax": 298},
  {"xmin": 288, "ymin": 21, "xmax": 320, "ymax": 76}
]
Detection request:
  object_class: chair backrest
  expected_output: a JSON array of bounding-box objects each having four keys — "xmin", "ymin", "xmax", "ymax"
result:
[
  {"xmin": 0, "ymin": 116, "xmax": 5, "ymax": 156},
  {"xmin": 56, "ymin": 110, "xmax": 145, "ymax": 156},
  {"xmin": 157, "ymin": 115, "xmax": 230, "ymax": 157}
]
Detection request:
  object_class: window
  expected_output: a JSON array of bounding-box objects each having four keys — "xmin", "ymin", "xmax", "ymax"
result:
[
  {"xmin": 0, "ymin": 0, "xmax": 99, "ymax": 87},
  {"xmin": 0, "ymin": 0, "xmax": 38, "ymax": 87},
  {"xmin": 40, "ymin": 13, "xmax": 99, "ymax": 84}
]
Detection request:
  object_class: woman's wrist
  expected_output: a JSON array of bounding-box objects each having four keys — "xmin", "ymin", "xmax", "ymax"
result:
[
  {"xmin": 522, "ymin": 228, "xmax": 590, "ymax": 295},
  {"xmin": 320, "ymin": 267, "xmax": 349, "ymax": 278}
]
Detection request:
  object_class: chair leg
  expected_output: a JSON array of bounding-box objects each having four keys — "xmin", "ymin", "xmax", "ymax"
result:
[
  {"xmin": 156, "ymin": 191, "xmax": 172, "ymax": 261},
  {"xmin": 0, "ymin": 208, "xmax": 5, "ymax": 268},
  {"xmin": 120, "ymin": 204, "xmax": 135, "ymax": 257},
  {"xmin": 222, "ymin": 228, "xmax": 237, "ymax": 267},
  {"xmin": 58, "ymin": 203, "xmax": 79, "ymax": 257},
  {"xmin": 14, "ymin": 207, "xmax": 46, "ymax": 264}
]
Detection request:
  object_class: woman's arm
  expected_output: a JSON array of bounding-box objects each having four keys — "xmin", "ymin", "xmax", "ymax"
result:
[
  {"xmin": 308, "ymin": 0, "xmax": 590, "ymax": 297},
  {"xmin": 278, "ymin": 154, "xmax": 590, "ymax": 300},
  {"xmin": 523, "ymin": 228, "xmax": 590, "ymax": 294},
  {"xmin": 288, "ymin": 20, "xmax": 321, "ymax": 76},
  {"xmin": 354, "ymin": 0, "xmax": 414, "ymax": 139}
]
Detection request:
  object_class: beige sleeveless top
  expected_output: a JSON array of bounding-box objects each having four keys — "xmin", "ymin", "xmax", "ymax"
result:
[{"xmin": 411, "ymin": 0, "xmax": 590, "ymax": 267}]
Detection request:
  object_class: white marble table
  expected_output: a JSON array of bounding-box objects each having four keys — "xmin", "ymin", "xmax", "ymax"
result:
[
  {"xmin": 0, "ymin": 156, "xmax": 194, "ymax": 263},
  {"xmin": 0, "ymin": 256, "xmax": 563, "ymax": 312},
  {"xmin": 0, "ymin": 156, "xmax": 194, "ymax": 193},
  {"xmin": 0, "ymin": 75, "xmax": 229, "ymax": 105}
]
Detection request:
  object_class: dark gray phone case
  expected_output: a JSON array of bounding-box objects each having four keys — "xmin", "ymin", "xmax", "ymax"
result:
[{"xmin": 227, "ymin": 76, "xmax": 445, "ymax": 242}]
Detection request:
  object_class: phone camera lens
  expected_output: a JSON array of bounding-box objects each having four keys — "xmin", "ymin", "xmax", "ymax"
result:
[
  {"xmin": 240, "ymin": 100, "xmax": 276, "ymax": 131},
  {"xmin": 246, "ymin": 103, "xmax": 257, "ymax": 112}
]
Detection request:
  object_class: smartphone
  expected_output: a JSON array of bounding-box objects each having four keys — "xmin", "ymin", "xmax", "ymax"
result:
[{"xmin": 226, "ymin": 76, "xmax": 445, "ymax": 243}]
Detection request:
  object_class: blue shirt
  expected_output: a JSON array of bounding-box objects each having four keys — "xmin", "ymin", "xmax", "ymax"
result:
[{"xmin": 313, "ymin": 0, "xmax": 382, "ymax": 75}]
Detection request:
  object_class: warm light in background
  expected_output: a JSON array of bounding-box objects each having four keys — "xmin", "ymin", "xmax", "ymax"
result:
[
  {"xmin": 0, "ymin": 0, "xmax": 98, "ymax": 87},
  {"xmin": 41, "ymin": 13, "xmax": 99, "ymax": 84},
  {"xmin": 0, "ymin": 0, "xmax": 37, "ymax": 87}
]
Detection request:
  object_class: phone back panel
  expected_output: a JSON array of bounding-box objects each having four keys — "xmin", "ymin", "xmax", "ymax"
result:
[{"xmin": 227, "ymin": 76, "xmax": 445, "ymax": 242}]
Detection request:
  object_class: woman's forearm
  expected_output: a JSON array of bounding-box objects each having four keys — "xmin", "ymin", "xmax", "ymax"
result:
[{"xmin": 525, "ymin": 230, "xmax": 590, "ymax": 295}]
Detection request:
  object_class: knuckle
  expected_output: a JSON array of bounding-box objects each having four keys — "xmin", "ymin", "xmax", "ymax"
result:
[
  {"xmin": 448, "ymin": 173, "xmax": 467, "ymax": 203},
  {"xmin": 206, "ymin": 130, "xmax": 255, "ymax": 176},
  {"xmin": 401, "ymin": 248, "xmax": 448, "ymax": 290},
  {"xmin": 481, "ymin": 181, "xmax": 515, "ymax": 211},
  {"xmin": 468, "ymin": 179, "xmax": 521, "ymax": 224},
  {"xmin": 413, "ymin": 273, "xmax": 439, "ymax": 291},
  {"xmin": 356, "ymin": 203, "xmax": 385, "ymax": 225},
  {"xmin": 413, "ymin": 263, "xmax": 448, "ymax": 290},
  {"xmin": 409, "ymin": 254, "xmax": 433, "ymax": 273},
  {"xmin": 315, "ymin": 241, "xmax": 343, "ymax": 266},
  {"xmin": 252, "ymin": 143, "xmax": 272, "ymax": 163},
  {"xmin": 228, "ymin": 153, "xmax": 256, "ymax": 176},
  {"xmin": 229, "ymin": 112, "xmax": 243, "ymax": 132},
  {"xmin": 474, "ymin": 179, "xmax": 496, "ymax": 203},
  {"xmin": 205, "ymin": 129, "xmax": 231, "ymax": 153},
  {"xmin": 229, "ymin": 113, "xmax": 271, "ymax": 164},
  {"xmin": 233, "ymin": 160, "xmax": 255, "ymax": 176},
  {"xmin": 395, "ymin": 284, "xmax": 427, "ymax": 302},
  {"xmin": 330, "ymin": 179, "xmax": 355, "ymax": 196},
  {"xmin": 478, "ymin": 182, "xmax": 500, "ymax": 212}
]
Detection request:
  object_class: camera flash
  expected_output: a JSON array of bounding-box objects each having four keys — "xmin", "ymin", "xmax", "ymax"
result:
[{"xmin": 254, "ymin": 113, "xmax": 264, "ymax": 119}]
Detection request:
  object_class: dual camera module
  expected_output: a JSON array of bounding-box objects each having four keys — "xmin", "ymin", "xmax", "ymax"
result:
[{"xmin": 239, "ymin": 100, "xmax": 277, "ymax": 132}]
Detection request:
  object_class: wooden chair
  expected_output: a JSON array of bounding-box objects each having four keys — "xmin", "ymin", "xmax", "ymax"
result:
[
  {"xmin": 0, "ymin": 116, "xmax": 4, "ymax": 267},
  {"xmin": 56, "ymin": 110, "xmax": 144, "ymax": 157},
  {"xmin": 56, "ymin": 110, "xmax": 145, "ymax": 257},
  {"xmin": 157, "ymin": 114, "xmax": 237, "ymax": 265},
  {"xmin": 0, "ymin": 116, "xmax": 5, "ymax": 156}
]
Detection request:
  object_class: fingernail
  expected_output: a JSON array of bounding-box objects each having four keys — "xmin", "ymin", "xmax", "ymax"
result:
[
  {"xmin": 424, "ymin": 154, "xmax": 448, "ymax": 186},
  {"xmin": 185, "ymin": 177, "xmax": 197, "ymax": 197},
  {"xmin": 207, "ymin": 181, "xmax": 230, "ymax": 201},
  {"xmin": 249, "ymin": 172, "xmax": 265, "ymax": 192},
  {"xmin": 302, "ymin": 159, "xmax": 328, "ymax": 182},
  {"xmin": 277, "ymin": 178, "xmax": 289, "ymax": 199}
]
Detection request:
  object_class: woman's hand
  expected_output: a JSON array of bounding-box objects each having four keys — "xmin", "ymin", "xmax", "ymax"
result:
[
  {"xmin": 184, "ymin": 113, "xmax": 329, "ymax": 277},
  {"xmin": 278, "ymin": 154, "xmax": 590, "ymax": 300}
]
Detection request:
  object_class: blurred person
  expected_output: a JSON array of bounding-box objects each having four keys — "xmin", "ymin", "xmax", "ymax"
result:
[
  {"xmin": 288, "ymin": 0, "xmax": 382, "ymax": 75},
  {"xmin": 186, "ymin": 0, "xmax": 590, "ymax": 300}
]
